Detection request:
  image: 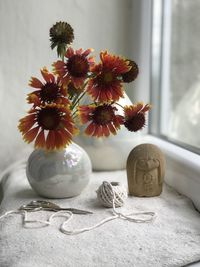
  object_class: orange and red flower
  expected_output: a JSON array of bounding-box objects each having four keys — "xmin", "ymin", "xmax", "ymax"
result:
[
  {"xmin": 122, "ymin": 60, "xmax": 139, "ymax": 83},
  {"xmin": 53, "ymin": 47, "xmax": 95, "ymax": 88},
  {"xmin": 86, "ymin": 51, "xmax": 131, "ymax": 103},
  {"xmin": 27, "ymin": 67, "xmax": 69, "ymax": 106},
  {"xmin": 18, "ymin": 104, "xmax": 78, "ymax": 150},
  {"xmin": 124, "ymin": 103, "xmax": 151, "ymax": 132},
  {"xmin": 78, "ymin": 103, "xmax": 124, "ymax": 137},
  {"xmin": 18, "ymin": 19, "xmax": 149, "ymax": 152}
]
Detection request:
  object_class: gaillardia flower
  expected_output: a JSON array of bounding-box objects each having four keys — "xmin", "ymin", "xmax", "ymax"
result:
[
  {"xmin": 87, "ymin": 51, "xmax": 131, "ymax": 102},
  {"xmin": 79, "ymin": 103, "xmax": 123, "ymax": 137},
  {"xmin": 18, "ymin": 104, "xmax": 78, "ymax": 150},
  {"xmin": 122, "ymin": 60, "xmax": 139, "ymax": 83},
  {"xmin": 27, "ymin": 68, "xmax": 69, "ymax": 106},
  {"xmin": 53, "ymin": 47, "xmax": 95, "ymax": 88},
  {"xmin": 124, "ymin": 103, "xmax": 151, "ymax": 132},
  {"xmin": 50, "ymin": 21, "xmax": 74, "ymax": 58}
]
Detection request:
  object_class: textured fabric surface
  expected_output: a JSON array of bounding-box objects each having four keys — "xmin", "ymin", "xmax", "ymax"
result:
[{"xmin": 0, "ymin": 161, "xmax": 200, "ymax": 267}]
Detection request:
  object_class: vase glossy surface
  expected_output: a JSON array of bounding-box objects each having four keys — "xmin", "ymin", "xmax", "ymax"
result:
[{"xmin": 26, "ymin": 143, "xmax": 92, "ymax": 198}]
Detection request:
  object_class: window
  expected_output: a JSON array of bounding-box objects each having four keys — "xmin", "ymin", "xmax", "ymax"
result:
[{"xmin": 150, "ymin": 0, "xmax": 200, "ymax": 154}]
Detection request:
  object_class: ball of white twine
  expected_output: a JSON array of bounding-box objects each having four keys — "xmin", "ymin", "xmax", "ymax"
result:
[{"xmin": 96, "ymin": 181, "xmax": 127, "ymax": 208}]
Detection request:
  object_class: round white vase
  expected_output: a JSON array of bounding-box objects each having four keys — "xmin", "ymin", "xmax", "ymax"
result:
[{"xmin": 26, "ymin": 143, "xmax": 92, "ymax": 198}]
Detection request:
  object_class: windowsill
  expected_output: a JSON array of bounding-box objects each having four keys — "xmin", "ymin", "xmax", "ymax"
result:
[
  {"xmin": 0, "ymin": 135, "xmax": 200, "ymax": 266},
  {"xmin": 137, "ymin": 134, "xmax": 200, "ymax": 212},
  {"xmin": 1, "ymin": 161, "xmax": 200, "ymax": 266}
]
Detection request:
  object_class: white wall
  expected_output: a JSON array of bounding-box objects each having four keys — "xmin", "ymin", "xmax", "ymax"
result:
[{"xmin": 0, "ymin": 0, "xmax": 151, "ymax": 171}]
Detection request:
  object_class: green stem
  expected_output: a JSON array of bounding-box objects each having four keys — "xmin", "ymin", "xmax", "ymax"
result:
[
  {"xmin": 71, "ymin": 94, "xmax": 79, "ymax": 106},
  {"xmin": 72, "ymin": 114, "xmax": 78, "ymax": 120},
  {"xmin": 71, "ymin": 91, "xmax": 87, "ymax": 110},
  {"xmin": 70, "ymin": 80, "xmax": 88, "ymax": 110},
  {"xmin": 72, "ymin": 108, "xmax": 78, "ymax": 117},
  {"xmin": 72, "ymin": 82, "xmax": 87, "ymax": 109}
]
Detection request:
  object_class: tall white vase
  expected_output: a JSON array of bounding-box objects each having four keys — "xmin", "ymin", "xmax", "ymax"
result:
[{"xmin": 75, "ymin": 94, "xmax": 141, "ymax": 171}]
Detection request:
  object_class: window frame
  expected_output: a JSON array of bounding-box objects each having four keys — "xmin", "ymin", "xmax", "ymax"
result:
[{"xmin": 130, "ymin": 0, "xmax": 200, "ymax": 212}]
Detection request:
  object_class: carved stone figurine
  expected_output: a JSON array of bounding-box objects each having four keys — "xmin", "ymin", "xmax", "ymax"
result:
[{"xmin": 126, "ymin": 143, "xmax": 165, "ymax": 197}]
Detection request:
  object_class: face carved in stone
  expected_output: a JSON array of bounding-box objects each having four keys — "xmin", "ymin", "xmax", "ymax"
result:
[
  {"xmin": 127, "ymin": 144, "xmax": 165, "ymax": 197},
  {"xmin": 137, "ymin": 158, "xmax": 160, "ymax": 171}
]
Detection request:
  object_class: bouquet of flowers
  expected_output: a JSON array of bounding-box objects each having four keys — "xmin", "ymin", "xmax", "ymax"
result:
[{"xmin": 18, "ymin": 22, "xmax": 150, "ymax": 151}]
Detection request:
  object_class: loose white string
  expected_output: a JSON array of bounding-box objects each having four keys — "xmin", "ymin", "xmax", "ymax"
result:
[
  {"xmin": 58, "ymin": 182, "xmax": 155, "ymax": 235},
  {"xmin": 0, "ymin": 210, "xmax": 24, "ymax": 220},
  {"xmin": 0, "ymin": 209, "xmax": 51, "ymax": 227},
  {"xmin": 0, "ymin": 182, "xmax": 156, "ymax": 235}
]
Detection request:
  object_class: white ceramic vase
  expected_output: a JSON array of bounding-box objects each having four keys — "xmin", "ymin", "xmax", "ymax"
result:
[
  {"xmin": 26, "ymin": 143, "xmax": 92, "ymax": 198},
  {"xmin": 75, "ymin": 93, "xmax": 141, "ymax": 171}
]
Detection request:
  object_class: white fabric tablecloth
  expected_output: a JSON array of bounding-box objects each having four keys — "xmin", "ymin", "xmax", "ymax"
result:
[{"xmin": 0, "ymin": 160, "xmax": 200, "ymax": 267}]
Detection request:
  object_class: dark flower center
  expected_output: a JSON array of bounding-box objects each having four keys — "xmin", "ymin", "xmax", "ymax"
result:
[
  {"xmin": 40, "ymin": 83, "xmax": 60, "ymax": 102},
  {"xmin": 67, "ymin": 55, "xmax": 89, "ymax": 77},
  {"xmin": 122, "ymin": 60, "xmax": 139, "ymax": 83},
  {"xmin": 92, "ymin": 105, "xmax": 115, "ymax": 125},
  {"xmin": 97, "ymin": 71, "xmax": 116, "ymax": 87},
  {"xmin": 124, "ymin": 113, "xmax": 145, "ymax": 132},
  {"xmin": 37, "ymin": 107, "xmax": 60, "ymax": 130}
]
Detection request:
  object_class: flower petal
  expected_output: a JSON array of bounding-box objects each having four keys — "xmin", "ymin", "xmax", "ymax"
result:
[
  {"xmin": 29, "ymin": 77, "xmax": 43, "ymax": 88},
  {"xmin": 65, "ymin": 47, "xmax": 74, "ymax": 58},
  {"xmin": 27, "ymin": 93, "xmax": 41, "ymax": 106},
  {"xmin": 102, "ymin": 125, "xmax": 110, "ymax": 137},
  {"xmin": 59, "ymin": 129, "xmax": 73, "ymax": 146},
  {"xmin": 92, "ymin": 125, "xmax": 102, "ymax": 137},
  {"xmin": 41, "ymin": 67, "xmax": 55, "ymax": 83},
  {"xmin": 55, "ymin": 130, "xmax": 65, "ymax": 149},
  {"xmin": 46, "ymin": 130, "xmax": 56, "ymax": 150},
  {"xmin": 107, "ymin": 123, "xmax": 117, "ymax": 135},
  {"xmin": 35, "ymin": 130, "xmax": 45, "ymax": 149},
  {"xmin": 53, "ymin": 60, "xmax": 66, "ymax": 77},
  {"xmin": 72, "ymin": 77, "xmax": 85, "ymax": 88},
  {"xmin": 82, "ymin": 48, "xmax": 93, "ymax": 57},
  {"xmin": 23, "ymin": 126, "xmax": 39, "ymax": 143},
  {"xmin": 85, "ymin": 123, "xmax": 96, "ymax": 136},
  {"xmin": 141, "ymin": 104, "xmax": 151, "ymax": 113}
]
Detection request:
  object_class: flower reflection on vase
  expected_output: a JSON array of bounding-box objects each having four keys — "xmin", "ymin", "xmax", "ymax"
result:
[{"xmin": 18, "ymin": 21, "xmax": 151, "ymax": 198}]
